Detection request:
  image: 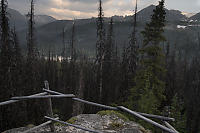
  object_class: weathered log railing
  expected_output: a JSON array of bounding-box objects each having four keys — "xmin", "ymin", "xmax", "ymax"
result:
[
  {"xmin": 22, "ymin": 118, "xmax": 59, "ymax": 133},
  {"xmin": 0, "ymin": 92, "xmax": 47, "ymax": 106},
  {"xmin": 0, "ymin": 81, "xmax": 178, "ymax": 133}
]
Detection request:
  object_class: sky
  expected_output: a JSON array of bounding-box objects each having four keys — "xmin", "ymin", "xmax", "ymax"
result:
[{"xmin": 7, "ymin": 0, "xmax": 200, "ymax": 20}]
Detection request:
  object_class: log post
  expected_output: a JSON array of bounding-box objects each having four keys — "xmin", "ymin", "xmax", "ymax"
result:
[{"xmin": 44, "ymin": 80, "xmax": 56, "ymax": 132}]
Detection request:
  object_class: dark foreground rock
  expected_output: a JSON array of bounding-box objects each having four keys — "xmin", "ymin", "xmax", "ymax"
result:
[{"xmin": 3, "ymin": 113, "xmax": 151, "ymax": 133}]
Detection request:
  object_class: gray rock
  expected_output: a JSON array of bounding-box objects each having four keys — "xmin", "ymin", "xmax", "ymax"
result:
[{"xmin": 3, "ymin": 113, "xmax": 150, "ymax": 133}]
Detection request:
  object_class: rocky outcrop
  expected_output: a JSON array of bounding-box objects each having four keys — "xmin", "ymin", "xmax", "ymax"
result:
[
  {"xmin": 3, "ymin": 111, "xmax": 150, "ymax": 133},
  {"xmin": 66, "ymin": 113, "xmax": 150, "ymax": 133}
]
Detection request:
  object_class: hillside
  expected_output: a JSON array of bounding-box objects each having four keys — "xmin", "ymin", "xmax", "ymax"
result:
[
  {"xmin": 7, "ymin": 5, "xmax": 199, "ymax": 57},
  {"xmin": 190, "ymin": 12, "xmax": 200, "ymax": 21},
  {"xmin": 7, "ymin": 8, "xmax": 27, "ymax": 31},
  {"xmin": 34, "ymin": 15, "xmax": 57, "ymax": 26},
  {"xmin": 125, "ymin": 5, "xmax": 187, "ymax": 22},
  {"xmin": 7, "ymin": 8, "xmax": 57, "ymax": 31}
]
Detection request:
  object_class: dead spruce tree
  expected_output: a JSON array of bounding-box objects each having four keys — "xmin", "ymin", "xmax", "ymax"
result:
[
  {"xmin": 127, "ymin": 0, "xmax": 139, "ymax": 88},
  {"xmin": 103, "ymin": 18, "xmax": 116, "ymax": 103},
  {"xmin": 25, "ymin": 0, "xmax": 45, "ymax": 124},
  {"xmin": 96, "ymin": 0, "xmax": 106, "ymax": 103},
  {"xmin": 120, "ymin": 0, "xmax": 138, "ymax": 102}
]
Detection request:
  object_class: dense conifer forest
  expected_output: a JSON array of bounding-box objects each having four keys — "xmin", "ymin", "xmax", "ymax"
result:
[{"xmin": 0, "ymin": 0, "xmax": 200, "ymax": 132}]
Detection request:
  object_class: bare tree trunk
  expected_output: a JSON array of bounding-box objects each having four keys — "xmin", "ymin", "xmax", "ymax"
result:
[
  {"xmin": 73, "ymin": 68, "xmax": 84, "ymax": 116},
  {"xmin": 99, "ymin": 60, "xmax": 103, "ymax": 103}
]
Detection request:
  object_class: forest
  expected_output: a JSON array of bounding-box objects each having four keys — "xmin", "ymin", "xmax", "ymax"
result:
[{"xmin": 0, "ymin": 0, "xmax": 200, "ymax": 132}]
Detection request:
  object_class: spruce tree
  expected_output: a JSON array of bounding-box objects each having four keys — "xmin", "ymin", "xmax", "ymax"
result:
[
  {"xmin": 0, "ymin": 0, "xmax": 12, "ymax": 99},
  {"xmin": 170, "ymin": 95, "xmax": 186, "ymax": 133},
  {"xmin": 8, "ymin": 27, "xmax": 28, "ymax": 130},
  {"xmin": 112, "ymin": 45, "xmax": 120, "ymax": 102},
  {"xmin": 105, "ymin": 18, "xmax": 114, "ymax": 63},
  {"xmin": 120, "ymin": 43, "xmax": 129, "ymax": 102},
  {"xmin": 70, "ymin": 21, "xmax": 78, "ymax": 116},
  {"xmin": 11, "ymin": 27, "xmax": 23, "ymax": 93},
  {"xmin": 102, "ymin": 18, "xmax": 115, "ymax": 103},
  {"xmin": 96, "ymin": 0, "xmax": 106, "ymax": 102},
  {"xmin": 70, "ymin": 21, "xmax": 76, "ymax": 63},
  {"xmin": 25, "ymin": 0, "xmax": 44, "ymax": 124},
  {"xmin": 26, "ymin": 0, "xmax": 38, "ymax": 93},
  {"xmin": 70, "ymin": 21, "xmax": 77, "ymax": 96},
  {"xmin": 105, "ymin": 18, "xmax": 114, "ymax": 61},
  {"xmin": 127, "ymin": 0, "xmax": 138, "ymax": 77},
  {"xmin": 61, "ymin": 28, "xmax": 67, "ymax": 60},
  {"xmin": 120, "ymin": 0, "xmax": 139, "ymax": 103},
  {"xmin": 27, "ymin": 0, "xmax": 37, "ymax": 60},
  {"xmin": 0, "ymin": 0, "xmax": 14, "ymax": 130},
  {"xmin": 165, "ymin": 43, "xmax": 177, "ymax": 105},
  {"xmin": 128, "ymin": 0, "xmax": 166, "ymax": 115},
  {"xmin": 184, "ymin": 58, "xmax": 200, "ymax": 133}
]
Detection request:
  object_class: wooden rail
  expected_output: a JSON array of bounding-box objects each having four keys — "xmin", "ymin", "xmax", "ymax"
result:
[
  {"xmin": 0, "ymin": 92, "xmax": 47, "ymax": 106},
  {"xmin": 11, "ymin": 94, "xmax": 75, "ymax": 100},
  {"xmin": 164, "ymin": 121, "xmax": 179, "ymax": 133},
  {"xmin": 22, "ymin": 118, "xmax": 59, "ymax": 133},
  {"xmin": 43, "ymin": 89, "xmax": 175, "ymax": 122},
  {"xmin": 0, "ymin": 81, "xmax": 178, "ymax": 133},
  {"xmin": 117, "ymin": 106, "xmax": 175, "ymax": 133}
]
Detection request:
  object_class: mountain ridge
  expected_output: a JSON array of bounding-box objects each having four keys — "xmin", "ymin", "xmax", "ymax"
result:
[
  {"xmin": 8, "ymin": 4, "xmax": 198, "ymax": 29},
  {"xmin": 7, "ymin": 8, "xmax": 57, "ymax": 31},
  {"xmin": 6, "ymin": 5, "xmax": 200, "ymax": 56}
]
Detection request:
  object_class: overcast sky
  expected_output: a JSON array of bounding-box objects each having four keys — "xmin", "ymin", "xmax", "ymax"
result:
[{"xmin": 7, "ymin": 0, "xmax": 200, "ymax": 20}]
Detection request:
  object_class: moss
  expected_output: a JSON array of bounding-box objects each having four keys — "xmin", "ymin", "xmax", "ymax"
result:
[
  {"xmin": 109, "ymin": 122, "xmax": 124, "ymax": 129},
  {"xmin": 54, "ymin": 122, "xmax": 65, "ymax": 126},
  {"xmin": 54, "ymin": 117, "xmax": 78, "ymax": 126},
  {"xmin": 97, "ymin": 110, "xmax": 129, "ymax": 121},
  {"xmin": 67, "ymin": 117, "xmax": 78, "ymax": 124}
]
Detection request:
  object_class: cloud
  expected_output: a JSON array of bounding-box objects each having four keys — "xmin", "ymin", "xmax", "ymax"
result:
[
  {"xmin": 49, "ymin": 8, "xmax": 97, "ymax": 19},
  {"xmin": 8, "ymin": 0, "xmax": 200, "ymax": 20},
  {"xmin": 8, "ymin": 0, "xmax": 138, "ymax": 19},
  {"xmin": 68, "ymin": 0, "xmax": 111, "ymax": 4},
  {"xmin": 165, "ymin": 0, "xmax": 199, "ymax": 13}
]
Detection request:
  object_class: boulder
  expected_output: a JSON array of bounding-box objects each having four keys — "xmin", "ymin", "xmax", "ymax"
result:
[{"xmin": 3, "ymin": 111, "xmax": 150, "ymax": 133}]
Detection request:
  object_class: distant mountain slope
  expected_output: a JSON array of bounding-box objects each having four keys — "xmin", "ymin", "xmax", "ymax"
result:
[
  {"xmin": 7, "ymin": 6, "xmax": 198, "ymax": 57},
  {"xmin": 167, "ymin": 9, "xmax": 187, "ymax": 21},
  {"xmin": 7, "ymin": 5, "xmax": 189, "ymax": 32},
  {"xmin": 189, "ymin": 13, "xmax": 200, "ymax": 20},
  {"xmin": 7, "ymin": 8, "xmax": 57, "ymax": 31},
  {"xmin": 17, "ymin": 18, "xmax": 193, "ymax": 55},
  {"xmin": 39, "ymin": 20, "xmax": 73, "ymax": 32},
  {"xmin": 125, "ymin": 5, "xmax": 187, "ymax": 22},
  {"xmin": 7, "ymin": 8, "xmax": 27, "ymax": 30},
  {"xmin": 34, "ymin": 15, "xmax": 57, "ymax": 26}
]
